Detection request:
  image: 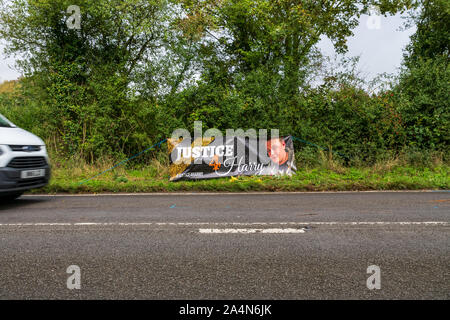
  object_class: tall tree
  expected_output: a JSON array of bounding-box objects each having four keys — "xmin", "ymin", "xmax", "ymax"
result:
[
  {"xmin": 0, "ymin": 0, "xmax": 180, "ymax": 159},
  {"xmin": 398, "ymin": 0, "xmax": 449, "ymax": 150},
  {"xmin": 403, "ymin": 0, "xmax": 449, "ymax": 66},
  {"xmin": 178, "ymin": 0, "xmax": 414, "ymax": 95}
]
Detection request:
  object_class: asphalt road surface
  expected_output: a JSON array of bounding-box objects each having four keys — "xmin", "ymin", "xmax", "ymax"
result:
[{"xmin": 0, "ymin": 191, "xmax": 449, "ymax": 299}]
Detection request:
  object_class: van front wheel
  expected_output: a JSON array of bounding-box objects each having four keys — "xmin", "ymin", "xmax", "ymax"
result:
[{"xmin": 0, "ymin": 192, "xmax": 24, "ymax": 201}]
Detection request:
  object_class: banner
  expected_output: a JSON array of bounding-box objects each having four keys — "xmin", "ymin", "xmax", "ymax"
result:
[{"xmin": 168, "ymin": 136, "xmax": 296, "ymax": 181}]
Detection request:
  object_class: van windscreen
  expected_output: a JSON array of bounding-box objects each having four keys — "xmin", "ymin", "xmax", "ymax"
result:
[{"xmin": 0, "ymin": 114, "xmax": 13, "ymax": 127}]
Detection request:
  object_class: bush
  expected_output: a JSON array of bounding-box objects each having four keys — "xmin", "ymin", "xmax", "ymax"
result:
[{"xmin": 396, "ymin": 56, "xmax": 449, "ymax": 153}]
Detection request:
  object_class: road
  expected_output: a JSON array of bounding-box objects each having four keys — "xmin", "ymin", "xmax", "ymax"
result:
[{"xmin": 0, "ymin": 191, "xmax": 449, "ymax": 299}]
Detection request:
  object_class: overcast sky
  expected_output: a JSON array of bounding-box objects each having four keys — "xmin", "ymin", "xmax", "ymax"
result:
[
  {"xmin": 0, "ymin": 12, "xmax": 415, "ymax": 84},
  {"xmin": 318, "ymin": 12, "xmax": 415, "ymax": 81}
]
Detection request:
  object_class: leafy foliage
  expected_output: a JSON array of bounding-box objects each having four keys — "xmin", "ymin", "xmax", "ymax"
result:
[
  {"xmin": 0, "ymin": 0, "xmax": 447, "ymax": 166},
  {"xmin": 396, "ymin": 0, "xmax": 449, "ymax": 153}
]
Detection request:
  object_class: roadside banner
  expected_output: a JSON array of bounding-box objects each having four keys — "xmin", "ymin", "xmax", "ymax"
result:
[{"xmin": 168, "ymin": 136, "xmax": 296, "ymax": 181}]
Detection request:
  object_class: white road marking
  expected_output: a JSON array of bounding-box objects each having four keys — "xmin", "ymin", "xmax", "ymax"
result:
[
  {"xmin": 199, "ymin": 228, "xmax": 306, "ymax": 234},
  {"xmin": 0, "ymin": 221, "xmax": 448, "ymax": 227}
]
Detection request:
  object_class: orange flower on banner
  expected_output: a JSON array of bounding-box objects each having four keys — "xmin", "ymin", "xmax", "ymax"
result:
[{"xmin": 209, "ymin": 155, "xmax": 221, "ymax": 171}]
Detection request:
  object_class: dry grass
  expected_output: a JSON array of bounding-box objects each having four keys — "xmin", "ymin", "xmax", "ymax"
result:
[
  {"xmin": 0, "ymin": 80, "xmax": 19, "ymax": 94},
  {"xmin": 317, "ymin": 149, "xmax": 348, "ymax": 174}
]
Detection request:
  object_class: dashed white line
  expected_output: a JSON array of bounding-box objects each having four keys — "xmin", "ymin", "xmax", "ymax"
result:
[
  {"xmin": 0, "ymin": 221, "xmax": 448, "ymax": 227},
  {"xmin": 199, "ymin": 228, "xmax": 306, "ymax": 234}
]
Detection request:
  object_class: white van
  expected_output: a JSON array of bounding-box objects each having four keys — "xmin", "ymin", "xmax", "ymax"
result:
[{"xmin": 0, "ymin": 113, "xmax": 50, "ymax": 200}]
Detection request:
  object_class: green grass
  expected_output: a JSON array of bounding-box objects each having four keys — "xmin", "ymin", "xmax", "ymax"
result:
[{"xmin": 30, "ymin": 162, "xmax": 450, "ymax": 194}]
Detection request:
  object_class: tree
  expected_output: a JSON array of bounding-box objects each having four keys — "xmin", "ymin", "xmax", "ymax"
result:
[
  {"xmin": 403, "ymin": 0, "xmax": 449, "ymax": 66},
  {"xmin": 0, "ymin": 0, "xmax": 181, "ymax": 159},
  {"xmin": 397, "ymin": 0, "xmax": 449, "ymax": 151},
  {"xmin": 177, "ymin": 0, "xmax": 414, "ymax": 96}
]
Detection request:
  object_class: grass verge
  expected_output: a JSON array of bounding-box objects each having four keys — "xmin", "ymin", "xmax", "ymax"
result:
[{"xmin": 30, "ymin": 162, "xmax": 449, "ymax": 193}]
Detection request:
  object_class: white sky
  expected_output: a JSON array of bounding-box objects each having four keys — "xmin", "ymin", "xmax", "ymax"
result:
[
  {"xmin": 0, "ymin": 42, "xmax": 19, "ymax": 83},
  {"xmin": 317, "ymin": 12, "xmax": 416, "ymax": 82},
  {"xmin": 0, "ymin": 12, "xmax": 415, "ymax": 84}
]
